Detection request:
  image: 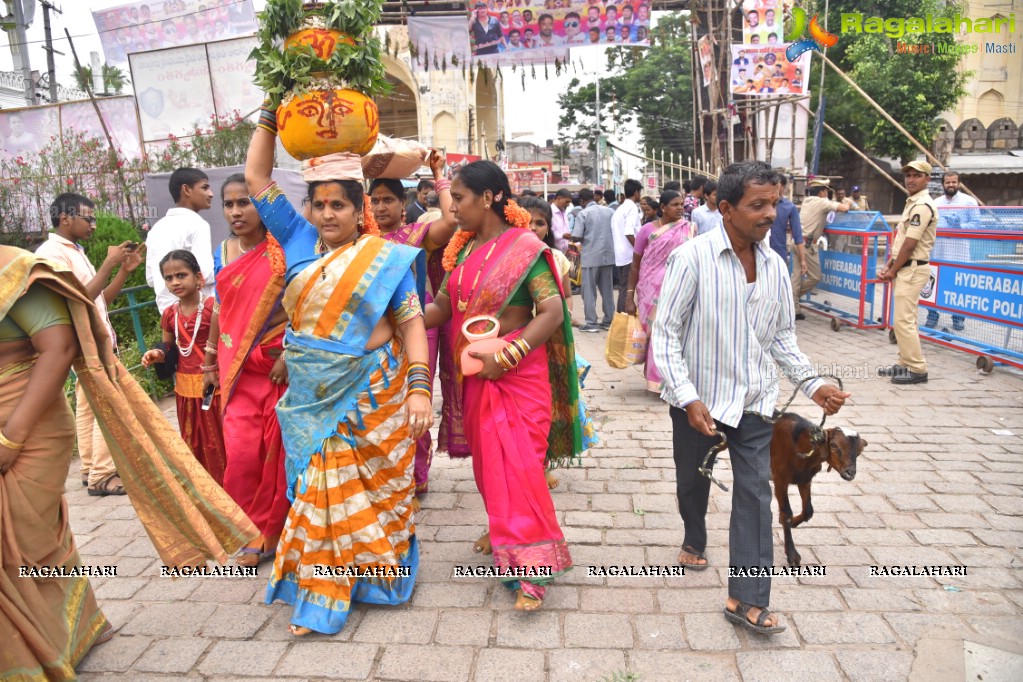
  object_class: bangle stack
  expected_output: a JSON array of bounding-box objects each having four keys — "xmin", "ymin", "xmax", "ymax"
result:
[
  {"xmin": 257, "ymin": 106, "xmax": 278, "ymax": 135},
  {"xmin": 200, "ymin": 364, "xmax": 219, "ymax": 373},
  {"xmin": 407, "ymin": 362, "xmax": 432, "ymax": 398},
  {"xmin": 204, "ymin": 343, "xmax": 218, "ymax": 355},
  {"xmin": 494, "ymin": 338, "xmax": 531, "ymax": 371},
  {"xmin": 0, "ymin": 430, "xmax": 25, "ymax": 451},
  {"xmin": 434, "ymin": 178, "xmax": 452, "ymax": 193}
]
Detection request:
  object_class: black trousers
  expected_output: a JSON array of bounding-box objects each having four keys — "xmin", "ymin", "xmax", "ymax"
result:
[{"xmin": 670, "ymin": 406, "xmax": 775, "ymax": 607}]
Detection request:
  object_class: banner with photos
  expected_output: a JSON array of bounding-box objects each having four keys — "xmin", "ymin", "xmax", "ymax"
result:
[
  {"xmin": 93, "ymin": 0, "xmax": 257, "ymax": 67},
  {"xmin": 741, "ymin": 0, "xmax": 785, "ymax": 46},
  {"xmin": 465, "ymin": 0, "xmax": 651, "ymax": 61},
  {"xmin": 697, "ymin": 34, "xmax": 716, "ymax": 89},
  {"xmin": 729, "ymin": 44, "xmax": 810, "ymax": 97}
]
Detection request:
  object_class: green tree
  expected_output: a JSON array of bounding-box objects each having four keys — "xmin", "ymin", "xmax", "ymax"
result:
[
  {"xmin": 73, "ymin": 63, "xmax": 130, "ymax": 95},
  {"xmin": 808, "ymin": 0, "xmax": 970, "ymax": 163},
  {"xmin": 557, "ymin": 12, "xmax": 695, "ymax": 158}
]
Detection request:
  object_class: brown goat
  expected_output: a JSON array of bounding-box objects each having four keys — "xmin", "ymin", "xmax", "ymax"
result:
[{"xmin": 770, "ymin": 413, "xmax": 867, "ymax": 567}]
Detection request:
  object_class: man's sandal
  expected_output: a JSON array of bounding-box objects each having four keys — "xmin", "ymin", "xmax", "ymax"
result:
[
  {"xmin": 678, "ymin": 545, "xmax": 708, "ymax": 571},
  {"xmin": 724, "ymin": 602, "xmax": 786, "ymax": 635},
  {"xmin": 87, "ymin": 473, "xmax": 126, "ymax": 496}
]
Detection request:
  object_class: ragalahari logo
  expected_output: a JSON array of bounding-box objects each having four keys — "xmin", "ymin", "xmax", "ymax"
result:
[{"xmin": 785, "ymin": 7, "xmax": 839, "ymax": 61}]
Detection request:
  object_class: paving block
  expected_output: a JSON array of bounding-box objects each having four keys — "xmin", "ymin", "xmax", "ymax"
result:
[
  {"xmin": 474, "ymin": 648, "xmax": 546, "ymax": 682},
  {"xmin": 495, "ymin": 609, "xmax": 561, "ymax": 648},
  {"xmin": 548, "ymin": 649, "xmax": 627, "ymax": 682},
  {"xmin": 196, "ymin": 640, "xmax": 288, "ymax": 676},
  {"xmin": 376, "ymin": 644, "xmax": 473, "ymax": 682},
  {"xmin": 563, "ymin": 612, "xmax": 633, "ymax": 648},
  {"xmin": 132, "ymin": 637, "xmax": 210, "ymax": 674},
  {"xmin": 736, "ymin": 651, "xmax": 842, "ymax": 682},
  {"xmin": 77, "ymin": 634, "xmax": 151, "ymax": 672},
  {"xmin": 275, "ymin": 642, "xmax": 378, "ymax": 679},
  {"xmin": 352, "ymin": 607, "xmax": 439, "ymax": 644},
  {"xmin": 793, "ymin": 612, "xmax": 896, "ymax": 644},
  {"xmin": 121, "ymin": 602, "xmax": 217, "ymax": 637},
  {"xmin": 199, "ymin": 603, "xmax": 274, "ymax": 639},
  {"xmin": 627, "ymin": 651, "xmax": 739, "ymax": 681},
  {"xmin": 632, "ymin": 614, "xmax": 685, "ymax": 650},
  {"xmin": 835, "ymin": 650, "xmax": 914, "ymax": 682},
  {"xmin": 683, "ymin": 612, "xmax": 741, "ymax": 650},
  {"xmin": 434, "ymin": 609, "xmax": 493, "ymax": 647}
]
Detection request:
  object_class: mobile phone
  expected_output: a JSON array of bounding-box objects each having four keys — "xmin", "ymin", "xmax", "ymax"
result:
[
  {"xmin": 125, "ymin": 242, "xmax": 138, "ymax": 252},
  {"xmin": 201, "ymin": 383, "xmax": 215, "ymax": 411}
]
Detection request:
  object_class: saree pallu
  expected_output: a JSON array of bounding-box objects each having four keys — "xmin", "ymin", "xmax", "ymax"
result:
[
  {"xmin": 215, "ymin": 240, "xmax": 290, "ymax": 540},
  {"xmin": 1, "ymin": 362, "xmax": 108, "ymax": 682},
  {"xmin": 449, "ymin": 229, "xmax": 585, "ymax": 594},
  {"xmin": 634, "ymin": 220, "xmax": 694, "ymax": 387},
  {"xmin": 0, "ymin": 249, "xmax": 256, "ymax": 570},
  {"xmin": 380, "ymin": 222, "xmax": 438, "ymax": 491},
  {"xmin": 266, "ymin": 235, "xmax": 424, "ymax": 635}
]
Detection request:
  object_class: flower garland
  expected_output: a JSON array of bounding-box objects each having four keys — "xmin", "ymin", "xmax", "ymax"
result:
[
  {"xmin": 360, "ymin": 202, "xmax": 380, "ymax": 237},
  {"xmin": 442, "ymin": 199, "xmax": 530, "ymax": 272},
  {"xmin": 266, "ymin": 233, "xmax": 286, "ymax": 278}
]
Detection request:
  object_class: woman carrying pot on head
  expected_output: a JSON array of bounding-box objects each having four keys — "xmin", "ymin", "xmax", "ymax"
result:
[
  {"xmin": 368, "ymin": 151, "xmax": 458, "ymax": 504},
  {"xmin": 245, "ymin": 107, "xmax": 430, "ymax": 636},
  {"xmin": 424, "ymin": 161, "xmax": 586, "ymax": 611}
]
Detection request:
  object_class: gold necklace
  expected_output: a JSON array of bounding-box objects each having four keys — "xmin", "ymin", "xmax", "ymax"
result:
[{"xmin": 456, "ymin": 236, "xmax": 501, "ymax": 312}]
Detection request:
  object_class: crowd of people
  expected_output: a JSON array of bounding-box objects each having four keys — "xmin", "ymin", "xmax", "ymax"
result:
[{"xmin": 27, "ymin": 102, "xmax": 990, "ymax": 674}]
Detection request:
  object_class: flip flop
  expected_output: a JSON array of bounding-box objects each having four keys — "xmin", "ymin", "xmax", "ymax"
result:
[
  {"xmin": 724, "ymin": 602, "xmax": 786, "ymax": 635},
  {"xmin": 236, "ymin": 547, "xmax": 274, "ymax": 567}
]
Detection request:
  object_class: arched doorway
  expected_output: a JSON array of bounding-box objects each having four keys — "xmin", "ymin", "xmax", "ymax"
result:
[
  {"xmin": 977, "ymin": 89, "xmax": 1005, "ymax": 126},
  {"xmin": 433, "ymin": 111, "xmax": 456, "ymax": 151},
  {"xmin": 380, "ymin": 54, "xmax": 420, "ymax": 140},
  {"xmin": 475, "ymin": 70, "xmax": 499, "ymax": 159}
]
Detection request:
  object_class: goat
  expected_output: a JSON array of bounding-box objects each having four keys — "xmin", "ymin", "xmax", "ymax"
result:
[{"xmin": 770, "ymin": 413, "xmax": 867, "ymax": 567}]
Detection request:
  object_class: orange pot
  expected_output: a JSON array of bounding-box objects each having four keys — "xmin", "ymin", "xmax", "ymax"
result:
[
  {"xmin": 284, "ymin": 28, "xmax": 355, "ymax": 60},
  {"xmin": 277, "ymin": 88, "xmax": 380, "ymax": 160}
]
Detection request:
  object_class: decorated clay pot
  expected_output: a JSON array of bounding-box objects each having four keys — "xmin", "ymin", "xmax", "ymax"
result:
[
  {"xmin": 284, "ymin": 27, "xmax": 355, "ymax": 60},
  {"xmin": 276, "ymin": 88, "xmax": 380, "ymax": 160}
]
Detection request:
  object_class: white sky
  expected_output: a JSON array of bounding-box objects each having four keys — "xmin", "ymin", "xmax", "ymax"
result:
[{"xmin": 0, "ymin": 1, "xmax": 646, "ymax": 176}]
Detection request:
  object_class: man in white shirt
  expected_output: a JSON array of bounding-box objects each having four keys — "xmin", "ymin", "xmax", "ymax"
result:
[
  {"xmin": 690, "ymin": 180, "xmax": 724, "ymax": 235},
  {"xmin": 550, "ymin": 189, "xmax": 573, "ymax": 252},
  {"xmin": 145, "ymin": 167, "xmax": 215, "ymax": 312},
  {"xmin": 928, "ymin": 170, "xmax": 978, "ymax": 331},
  {"xmin": 653, "ymin": 160, "xmax": 850, "ymax": 635},
  {"xmin": 36, "ymin": 193, "xmax": 145, "ymax": 496},
  {"xmin": 611, "ymin": 179, "xmax": 643, "ymax": 312}
]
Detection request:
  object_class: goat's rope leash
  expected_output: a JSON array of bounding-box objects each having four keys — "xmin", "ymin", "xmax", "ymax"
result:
[{"xmin": 699, "ymin": 373, "xmax": 845, "ymax": 492}]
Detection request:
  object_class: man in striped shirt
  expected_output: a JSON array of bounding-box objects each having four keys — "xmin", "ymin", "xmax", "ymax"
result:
[{"xmin": 652, "ymin": 161, "xmax": 850, "ymax": 635}]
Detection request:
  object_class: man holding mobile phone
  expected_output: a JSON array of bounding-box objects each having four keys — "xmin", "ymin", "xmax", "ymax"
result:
[{"xmin": 35, "ymin": 194, "xmax": 146, "ymax": 496}]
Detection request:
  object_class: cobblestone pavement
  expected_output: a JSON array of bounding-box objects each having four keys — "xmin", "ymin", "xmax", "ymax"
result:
[{"xmin": 73, "ymin": 304, "xmax": 1023, "ymax": 681}]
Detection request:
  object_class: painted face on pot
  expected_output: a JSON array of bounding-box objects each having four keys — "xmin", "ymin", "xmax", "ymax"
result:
[{"xmin": 294, "ymin": 92, "xmax": 356, "ymax": 140}]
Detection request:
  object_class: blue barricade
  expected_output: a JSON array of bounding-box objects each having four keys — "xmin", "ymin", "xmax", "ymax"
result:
[
  {"xmin": 800, "ymin": 210, "xmax": 892, "ymax": 331},
  {"xmin": 901, "ymin": 206, "xmax": 1023, "ymax": 373}
]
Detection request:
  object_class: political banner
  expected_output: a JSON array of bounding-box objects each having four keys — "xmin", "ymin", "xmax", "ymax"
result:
[
  {"xmin": 129, "ymin": 44, "xmax": 216, "ymax": 143},
  {"xmin": 0, "ymin": 106, "xmax": 59, "ymax": 162},
  {"xmin": 59, "ymin": 96, "xmax": 144, "ymax": 160},
  {"xmin": 93, "ymin": 0, "xmax": 257, "ymax": 67},
  {"xmin": 697, "ymin": 34, "xmax": 716, "ymax": 89},
  {"xmin": 729, "ymin": 44, "xmax": 810, "ymax": 96},
  {"xmin": 741, "ymin": 0, "xmax": 785, "ymax": 46},
  {"xmin": 465, "ymin": 1, "xmax": 650, "ymax": 62},
  {"xmin": 207, "ymin": 37, "xmax": 262, "ymax": 119}
]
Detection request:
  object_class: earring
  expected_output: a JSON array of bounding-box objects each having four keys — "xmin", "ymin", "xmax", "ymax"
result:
[{"xmin": 485, "ymin": 203, "xmax": 491, "ymax": 209}]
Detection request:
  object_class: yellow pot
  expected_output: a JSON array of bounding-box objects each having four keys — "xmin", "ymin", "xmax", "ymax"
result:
[
  {"xmin": 277, "ymin": 88, "xmax": 380, "ymax": 160},
  {"xmin": 283, "ymin": 28, "xmax": 355, "ymax": 60}
]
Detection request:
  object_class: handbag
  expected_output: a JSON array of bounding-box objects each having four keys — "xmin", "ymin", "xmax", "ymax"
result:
[{"xmin": 605, "ymin": 312, "xmax": 648, "ymax": 369}]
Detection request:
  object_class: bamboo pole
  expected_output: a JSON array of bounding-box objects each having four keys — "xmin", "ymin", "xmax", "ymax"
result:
[
  {"xmin": 798, "ymin": 101, "xmax": 908, "ymax": 196},
  {"xmin": 821, "ymin": 53, "xmax": 981, "ymax": 203}
]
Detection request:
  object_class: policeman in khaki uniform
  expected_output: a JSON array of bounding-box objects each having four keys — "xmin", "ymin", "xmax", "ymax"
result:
[
  {"xmin": 878, "ymin": 160, "xmax": 938, "ymax": 385},
  {"xmin": 791, "ymin": 178, "xmax": 849, "ymax": 319}
]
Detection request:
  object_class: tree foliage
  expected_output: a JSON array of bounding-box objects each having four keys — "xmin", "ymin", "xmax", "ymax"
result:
[
  {"xmin": 557, "ymin": 12, "xmax": 695, "ymax": 158},
  {"xmin": 73, "ymin": 64, "xmax": 130, "ymax": 95},
  {"xmin": 808, "ymin": 0, "xmax": 970, "ymax": 163}
]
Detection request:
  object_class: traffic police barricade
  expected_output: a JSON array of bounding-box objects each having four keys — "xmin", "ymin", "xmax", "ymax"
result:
[
  {"xmin": 801, "ymin": 210, "xmax": 892, "ymax": 332},
  {"xmin": 892, "ymin": 205, "xmax": 1023, "ymax": 374}
]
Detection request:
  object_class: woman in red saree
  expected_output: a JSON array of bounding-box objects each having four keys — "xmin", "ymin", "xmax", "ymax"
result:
[
  {"xmin": 425, "ymin": 161, "xmax": 584, "ymax": 610},
  {"xmin": 368, "ymin": 152, "xmax": 458, "ymax": 500},
  {"xmin": 204, "ymin": 174, "xmax": 291, "ymax": 567}
]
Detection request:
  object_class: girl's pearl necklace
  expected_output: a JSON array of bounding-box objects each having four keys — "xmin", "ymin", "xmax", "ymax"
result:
[{"xmin": 174, "ymin": 294, "xmax": 207, "ymax": 357}]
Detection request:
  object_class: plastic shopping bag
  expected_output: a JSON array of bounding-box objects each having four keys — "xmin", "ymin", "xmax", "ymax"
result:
[{"xmin": 605, "ymin": 312, "xmax": 648, "ymax": 369}]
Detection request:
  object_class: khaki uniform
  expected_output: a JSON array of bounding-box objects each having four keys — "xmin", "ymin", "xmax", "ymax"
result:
[
  {"xmin": 891, "ymin": 189, "xmax": 937, "ymax": 373},
  {"xmin": 792, "ymin": 195, "xmax": 841, "ymax": 308},
  {"xmin": 850, "ymin": 195, "xmax": 869, "ymax": 211}
]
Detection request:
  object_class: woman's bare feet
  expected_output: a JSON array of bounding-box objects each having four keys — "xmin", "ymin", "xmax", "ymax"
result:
[
  {"xmin": 410, "ymin": 495, "xmax": 421, "ymax": 513},
  {"xmin": 514, "ymin": 589, "xmax": 542, "ymax": 611},
  {"xmin": 289, "ymin": 624, "xmax": 312, "ymax": 636},
  {"xmin": 545, "ymin": 470, "xmax": 560, "ymax": 490},
  {"xmin": 473, "ymin": 531, "xmax": 492, "ymax": 555}
]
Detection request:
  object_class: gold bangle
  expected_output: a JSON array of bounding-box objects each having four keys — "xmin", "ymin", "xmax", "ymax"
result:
[{"xmin": 0, "ymin": 430, "xmax": 25, "ymax": 451}]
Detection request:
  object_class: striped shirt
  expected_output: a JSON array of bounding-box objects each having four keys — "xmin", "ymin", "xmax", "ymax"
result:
[{"xmin": 652, "ymin": 225, "xmax": 824, "ymax": 428}]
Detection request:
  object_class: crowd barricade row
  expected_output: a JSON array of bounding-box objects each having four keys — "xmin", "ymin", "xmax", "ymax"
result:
[
  {"xmin": 893, "ymin": 206, "xmax": 1023, "ymax": 374},
  {"xmin": 802, "ymin": 210, "xmax": 892, "ymax": 332}
]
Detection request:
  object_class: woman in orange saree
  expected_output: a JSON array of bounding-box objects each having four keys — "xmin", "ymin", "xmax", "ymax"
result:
[
  {"xmin": 425, "ymin": 161, "xmax": 585, "ymax": 610},
  {"xmin": 206, "ymin": 174, "xmax": 291, "ymax": 566},
  {"xmin": 0, "ymin": 246, "xmax": 256, "ymax": 681}
]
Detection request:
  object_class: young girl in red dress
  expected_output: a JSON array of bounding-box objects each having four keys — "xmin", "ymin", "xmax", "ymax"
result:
[{"xmin": 142, "ymin": 249, "xmax": 228, "ymax": 484}]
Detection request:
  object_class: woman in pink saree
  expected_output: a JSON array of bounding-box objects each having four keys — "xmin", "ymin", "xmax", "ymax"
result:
[
  {"xmin": 425, "ymin": 161, "xmax": 584, "ymax": 611},
  {"xmin": 625, "ymin": 191, "xmax": 694, "ymax": 392},
  {"xmin": 368, "ymin": 152, "xmax": 458, "ymax": 501}
]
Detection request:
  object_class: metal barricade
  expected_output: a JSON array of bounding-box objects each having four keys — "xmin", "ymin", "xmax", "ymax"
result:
[
  {"xmin": 894, "ymin": 206, "xmax": 1023, "ymax": 373},
  {"xmin": 800, "ymin": 211, "xmax": 892, "ymax": 331}
]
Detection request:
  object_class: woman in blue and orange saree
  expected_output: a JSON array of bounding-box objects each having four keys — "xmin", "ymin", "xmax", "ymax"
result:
[
  {"xmin": 425, "ymin": 161, "xmax": 585, "ymax": 611},
  {"xmin": 245, "ymin": 113, "xmax": 431, "ymax": 636}
]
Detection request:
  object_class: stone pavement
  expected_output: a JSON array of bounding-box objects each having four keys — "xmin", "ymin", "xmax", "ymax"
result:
[{"xmin": 72, "ymin": 302, "xmax": 1023, "ymax": 682}]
